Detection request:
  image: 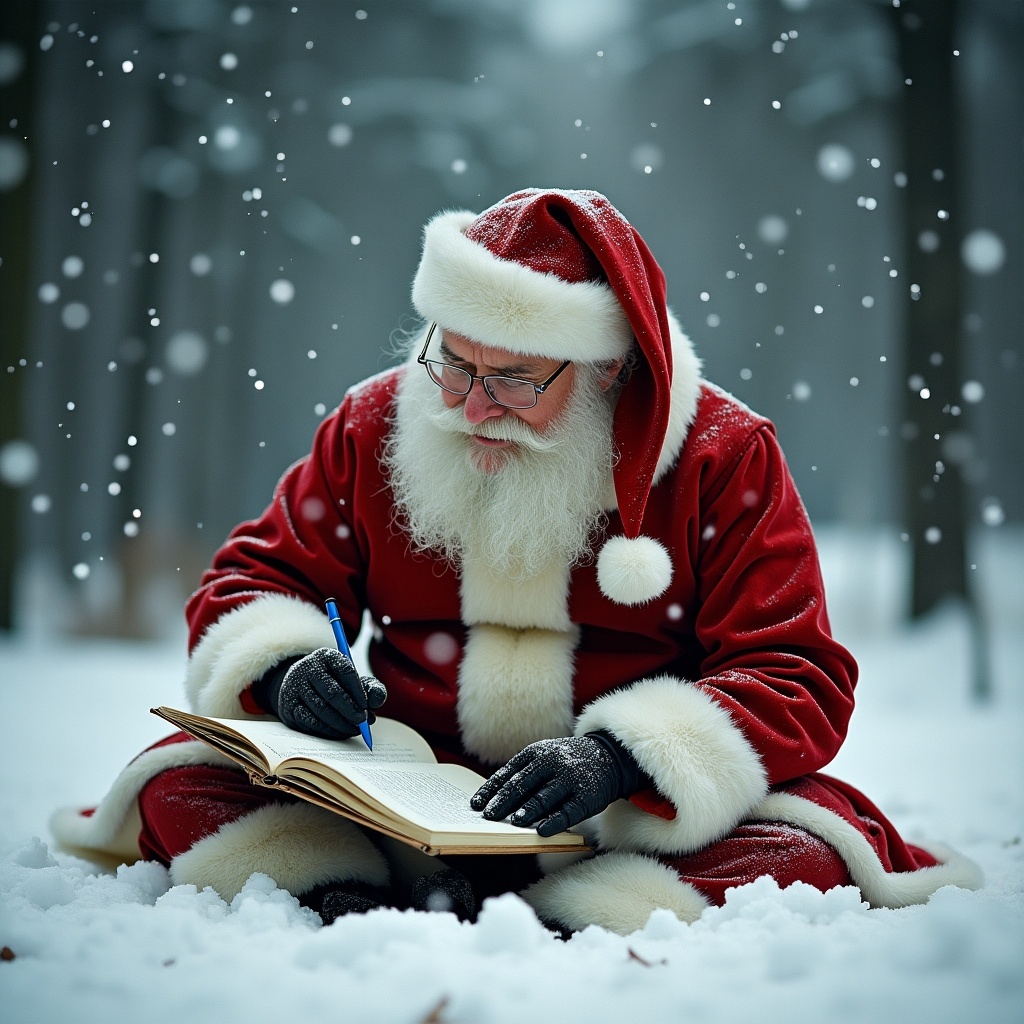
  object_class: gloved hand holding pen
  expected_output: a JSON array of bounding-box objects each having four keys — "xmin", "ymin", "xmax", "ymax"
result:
[{"xmin": 252, "ymin": 648, "xmax": 387, "ymax": 741}]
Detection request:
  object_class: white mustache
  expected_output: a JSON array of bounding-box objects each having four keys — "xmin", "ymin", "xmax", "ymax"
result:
[{"xmin": 418, "ymin": 398, "xmax": 564, "ymax": 452}]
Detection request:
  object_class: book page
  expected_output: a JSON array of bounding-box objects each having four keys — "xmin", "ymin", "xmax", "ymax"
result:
[
  {"xmin": 205, "ymin": 716, "xmax": 437, "ymax": 772},
  {"xmin": 340, "ymin": 763, "xmax": 531, "ymax": 836}
]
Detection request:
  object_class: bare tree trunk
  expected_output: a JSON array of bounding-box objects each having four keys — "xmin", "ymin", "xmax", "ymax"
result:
[
  {"xmin": 0, "ymin": 0, "xmax": 40, "ymax": 632},
  {"xmin": 893, "ymin": 0, "xmax": 990, "ymax": 699},
  {"xmin": 75, "ymin": 24, "xmax": 186, "ymax": 639}
]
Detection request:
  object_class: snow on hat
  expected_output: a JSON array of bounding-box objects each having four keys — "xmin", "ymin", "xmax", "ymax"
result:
[{"xmin": 412, "ymin": 188, "xmax": 675, "ymax": 606}]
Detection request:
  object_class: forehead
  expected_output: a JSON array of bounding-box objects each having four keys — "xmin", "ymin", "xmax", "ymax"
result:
[{"xmin": 438, "ymin": 328, "xmax": 553, "ymax": 369}]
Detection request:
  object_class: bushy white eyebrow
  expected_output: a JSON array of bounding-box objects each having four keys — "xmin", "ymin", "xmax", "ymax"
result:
[{"xmin": 438, "ymin": 337, "xmax": 542, "ymax": 378}]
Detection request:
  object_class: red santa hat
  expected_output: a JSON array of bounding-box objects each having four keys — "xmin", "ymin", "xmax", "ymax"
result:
[{"xmin": 411, "ymin": 188, "xmax": 675, "ymax": 606}]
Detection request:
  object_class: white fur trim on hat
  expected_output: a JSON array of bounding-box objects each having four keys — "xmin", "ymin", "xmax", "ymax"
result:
[
  {"xmin": 412, "ymin": 210, "xmax": 632, "ymax": 362},
  {"xmin": 457, "ymin": 623, "xmax": 578, "ymax": 765},
  {"xmin": 169, "ymin": 801, "xmax": 389, "ymax": 901},
  {"xmin": 575, "ymin": 676, "xmax": 768, "ymax": 855},
  {"xmin": 522, "ymin": 851, "xmax": 710, "ymax": 934},
  {"xmin": 596, "ymin": 535, "xmax": 673, "ymax": 606},
  {"xmin": 185, "ymin": 593, "xmax": 334, "ymax": 718},
  {"xmin": 753, "ymin": 792, "xmax": 984, "ymax": 908},
  {"xmin": 651, "ymin": 310, "xmax": 703, "ymax": 488}
]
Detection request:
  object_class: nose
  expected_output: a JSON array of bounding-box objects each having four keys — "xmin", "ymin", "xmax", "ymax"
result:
[{"xmin": 462, "ymin": 378, "xmax": 505, "ymax": 425}]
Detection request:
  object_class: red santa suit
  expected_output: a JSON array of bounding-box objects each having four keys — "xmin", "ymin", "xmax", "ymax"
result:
[{"xmin": 52, "ymin": 190, "xmax": 981, "ymax": 934}]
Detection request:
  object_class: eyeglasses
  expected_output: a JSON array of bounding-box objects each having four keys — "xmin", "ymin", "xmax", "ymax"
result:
[{"xmin": 417, "ymin": 322, "xmax": 571, "ymax": 410}]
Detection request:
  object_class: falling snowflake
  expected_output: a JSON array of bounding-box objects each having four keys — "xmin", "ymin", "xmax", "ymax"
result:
[
  {"xmin": 817, "ymin": 144, "xmax": 855, "ymax": 182},
  {"xmin": 166, "ymin": 331, "xmax": 208, "ymax": 376},
  {"xmin": 0, "ymin": 440, "xmax": 38, "ymax": 486},
  {"xmin": 300, "ymin": 497, "xmax": 325, "ymax": 522},
  {"xmin": 61, "ymin": 303, "xmax": 90, "ymax": 330},
  {"xmin": 980, "ymin": 499, "xmax": 1004, "ymax": 527},
  {"xmin": 961, "ymin": 230, "xmax": 1005, "ymax": 275},
  {"xmin": 269, "ymin": 279, "xmax": 295, "ymax": 304},
  {"xmin": 961, "ymin": 381, "xmax": 984, "ymax": 404},
  {"xmin": 424, "ymin": 632, "xmax": 459, "ymax": 666}
]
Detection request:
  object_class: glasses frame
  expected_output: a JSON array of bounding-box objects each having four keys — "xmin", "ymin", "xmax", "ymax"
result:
[{"xmin": 417, "ymin": 322, "xmax": 571, "ymax": 410}]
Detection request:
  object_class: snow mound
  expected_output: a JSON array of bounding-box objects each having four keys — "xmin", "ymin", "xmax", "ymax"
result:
[{"xmin": 1, "ymin": 837, "xmax": 1021, "ymax": 1024}]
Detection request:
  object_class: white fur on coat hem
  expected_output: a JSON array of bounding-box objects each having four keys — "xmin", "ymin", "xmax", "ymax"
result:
[
  {"xmin": 522, "ymin": 851, "xmax": 709, "ymax": 934},
  {"xmin": 185, "ymin": 592, "xmax": 334, "ymax": 717},
  {"xmin": 170, "ymin": 801, "xmax": 389, "ymax": 901},
  {"xmin": 753, "ymin": 792, "xmax": 984, "ymax": 908},
  {"xmin": 457, "ymin": 624, "xmax": 577, "ymax": 765},
  {"xmin": 575, "ymin": 676, "xmax": 767, "ymax": 855},
  {"xmin": 50, "ymin": 740, "xmax": 235, "ymax": 863}
]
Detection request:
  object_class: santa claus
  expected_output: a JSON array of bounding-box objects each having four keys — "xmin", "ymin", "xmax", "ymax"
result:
[{"xmin": 52, "ymin": 188, "xmax": 981, "ymax": 934}]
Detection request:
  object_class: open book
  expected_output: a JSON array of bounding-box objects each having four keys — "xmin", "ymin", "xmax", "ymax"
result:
[{"xmin": 152, "ymin": 707, "xmax": 587, "ymax": 856}]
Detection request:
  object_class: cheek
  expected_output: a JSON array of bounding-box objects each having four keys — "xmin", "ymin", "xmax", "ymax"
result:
[
  {"xmin": 527, "ymin": 374, "xmax": 574, "ymax": 431},
  {"xmin": 441, "ymin": 390, "xmax": 463, "ymax": 409},
  {"xmin": 517, "ymin": 405, "xmax": 553, "ymax": 432}
]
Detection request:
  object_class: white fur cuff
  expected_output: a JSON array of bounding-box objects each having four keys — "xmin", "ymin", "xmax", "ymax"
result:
[
  {"xmin": 185, "ymin": 593, "xmax": 335, "ymax": 718},
  {"xmin": 575, "ymin": 676, "xmax": 768, "ymax": 855},
  {"xmin": 169, "ymin": 802, "xmax": 389, "ymax": 901},
  {"xmin": 522, "ymin": 851, "xmax": 709, "ymax": 934}
]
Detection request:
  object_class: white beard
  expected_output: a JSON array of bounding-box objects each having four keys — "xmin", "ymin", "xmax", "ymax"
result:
[{"xmin": 383, "ymin": 360, "xmax": 616, "ymax": 581}]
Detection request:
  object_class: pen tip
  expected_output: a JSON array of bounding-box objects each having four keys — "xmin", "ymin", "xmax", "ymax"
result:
[{"xmin": 359, "ymin": 720, "xmax": 373, "ymax": 751}]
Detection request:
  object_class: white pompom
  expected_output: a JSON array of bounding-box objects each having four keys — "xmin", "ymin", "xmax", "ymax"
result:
[{"xmin": 596, "ymin": 535, "xmax": 673, "ymax": 606}]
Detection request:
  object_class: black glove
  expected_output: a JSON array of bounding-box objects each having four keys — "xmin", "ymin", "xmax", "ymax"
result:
[
  {"xmin": 410, "ymin": 867, "xmax": 477, "ymax": 922},
  {"xmin": 469, "ymin": 732, "xmax": 642, "ymax": 838},
  {"xmin": 251, "ymin": 648, "xmax": 387, "ymax": 740}
]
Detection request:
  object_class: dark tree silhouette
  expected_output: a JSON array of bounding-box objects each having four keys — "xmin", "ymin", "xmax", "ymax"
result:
[
  {"xmin": 0, "ymin": 1, "xmax": 40, "ymax": 631},
  {"xmin": 892, "ymin": 0, "xmax": 989, "ymax": 698}
]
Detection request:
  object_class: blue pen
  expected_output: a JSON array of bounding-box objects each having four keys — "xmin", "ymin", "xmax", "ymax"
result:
[{"xmin": 324, "ymin": 598, "xmax": 373, "ymax": 751}]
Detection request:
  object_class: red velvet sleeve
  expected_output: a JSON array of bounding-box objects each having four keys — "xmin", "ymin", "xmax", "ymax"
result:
[
  {"xmin": 690, "ymin": 424, "xmax": 857, "ymax": 785},
  {"xmin": 184, "ymin": 394, "xmax": 369, "ymax": 655}
]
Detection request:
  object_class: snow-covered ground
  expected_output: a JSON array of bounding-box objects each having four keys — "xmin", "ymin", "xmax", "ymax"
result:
[{"xmin": 1, "ymin": 528, "xmax": 1022, "ymax": 1023}]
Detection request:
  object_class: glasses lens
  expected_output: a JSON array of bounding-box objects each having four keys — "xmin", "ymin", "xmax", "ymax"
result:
[
  {"xmin": 486, "ymin": 377, "xmax": 538, "ymax": 409},
  {"xmin": 426, "ymin": 361, "xmax": 471, "ymax": 395}
]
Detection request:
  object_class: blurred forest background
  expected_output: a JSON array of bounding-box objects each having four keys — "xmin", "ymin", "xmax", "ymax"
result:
[{"xmin": 0, "ymin": 0, "xmax": 1020, "ymax": 666}]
